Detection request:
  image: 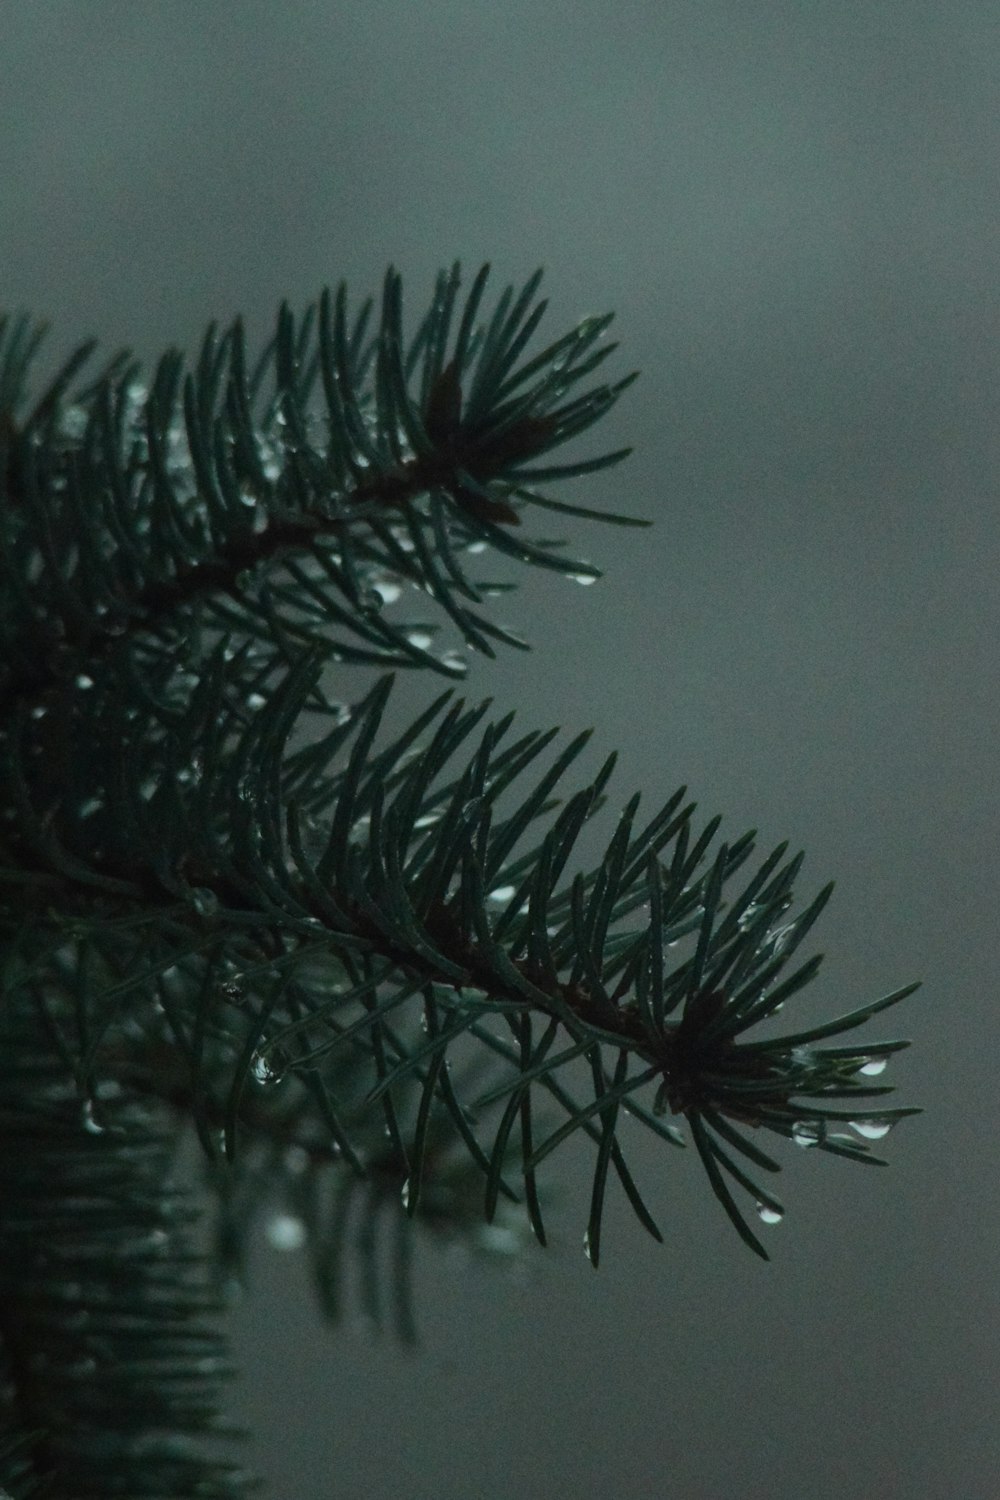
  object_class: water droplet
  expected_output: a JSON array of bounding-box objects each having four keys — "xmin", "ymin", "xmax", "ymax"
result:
[
  {"xmin": 754, "ymin": 1201, "xmax": 784, "ymax": 1225},
  {"xmin": 466, "ymin": 541, "xmax": 487, "ymax": 555},
  {"xmin": 849, "ymin": 1118, "xmax": 895, "ymax": 1140},
  {"xmin": 251, "ymin": 1051, "xmax": 282, "ymax": 1086},
  {"xmin": 406, "ymin": 631, "xmax": 433, "ymax": 651},
  {"xmin": 77, "ymin": 797, "xmax": 102, "ymax": 819},
  {"xmin": 582, "ymin": 1230, "xmax": 594, "ymax": 1262},
  {"xmin": 400, "ymin": 1178, "xmax": 411, "ymax": 1209},
  {"xmin": 567, "ymin": 572, "xmax": 598, "ymax": 586},
  {"xmin": 858, "ymin": 1057, "xmax": 888, "ymax": 1077},
  {"xmin": 246, "ymin": 692, "xmax": 266, "ymax": 710},
  {"xmin": 440, "ymin": 650, "xmax": 467, "ymax": 673},
  {"xmin": 265, "ymin": 1214, "xmax": 306, "ymax": 1251},
  {"xmin": 373, "ymin": 579, "xmax": 402, "ymax": 605},
  {"xmin": 488, "ymin": 885, "xmax": 516, "ymax": 904},
  {"xmin": 60, "ymin": 404, "xmax": 88, "ymax": 440},
  {"xmin": 791, "ymin": 1121, "xmax": 822, "ymax": 1148},
  {"xmin": 475, "ymin": 1224, "xmax": 519, "ymax": 1255},
  {"xmin": 81, "ymin": 1099, "xmax": 104, "ymax": 1135},
  {"xmin": 75, "ymin": 673, "xmax": 95, "ymax": 690},
  {"xmin": 189, "ymin": 887, "xmax": 219, "ymax": 918},
  {"xmin": 30, "ymin": 705, "xmax": 48, "ymax": 719}
]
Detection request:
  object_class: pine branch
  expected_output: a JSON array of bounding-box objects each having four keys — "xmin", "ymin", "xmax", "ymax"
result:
[
  {"xmin": 0, "ymin": 265, "xmax": 921, "ymax": 1494},
  {"xmin": 0, "ymin": 1011, "xmax": 254, "ymax": 1497},
  {"xmin": 0, "ymin": 264, "xmax": 639, "ymax": 717}
]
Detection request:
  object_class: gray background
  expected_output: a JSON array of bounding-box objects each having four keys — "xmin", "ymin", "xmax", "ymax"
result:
[{"xmin": 4, "ymin": 3, "xmax": 998, "ymax": 1496}]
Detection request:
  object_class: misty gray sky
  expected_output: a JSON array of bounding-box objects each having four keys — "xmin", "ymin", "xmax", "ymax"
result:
[{"xmin": 4, "ymin": 4, "xmax": 998, "ymax": 1497}]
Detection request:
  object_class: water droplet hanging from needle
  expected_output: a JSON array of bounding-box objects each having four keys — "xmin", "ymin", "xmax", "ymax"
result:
[{"xmin": 849, "ymin": 1118, "xmax": 895, "ymax": 1140}]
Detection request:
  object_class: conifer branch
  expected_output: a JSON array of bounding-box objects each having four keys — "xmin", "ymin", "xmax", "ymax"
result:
[{"xmin": 0, "ymin": 266, "xmax": 920, "ymax": 1494}]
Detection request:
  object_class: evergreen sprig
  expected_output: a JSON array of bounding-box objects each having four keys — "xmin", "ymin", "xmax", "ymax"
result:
[
  {"xmin": 0, "ymin": 261, "xmax": 640, "ymax": 717},
  {"xmin": 0, "ymin": 1013, "xmax": 255, "ymax": 1497},
  {"xmin": 0, "ymin": 265, "xmax": 920, "ymax": 1495}
]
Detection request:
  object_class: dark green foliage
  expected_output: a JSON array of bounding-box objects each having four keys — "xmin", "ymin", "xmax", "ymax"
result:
[
  {"xmin": 0, "ymin": 1014, "xmax": 255, "ymax": 1497},
  {"xmin": 0, "ymin": 266, "xmax": 920, "ymax": 1494}
]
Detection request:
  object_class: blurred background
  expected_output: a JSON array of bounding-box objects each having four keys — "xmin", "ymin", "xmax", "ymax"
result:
[{"xmin": 4, "ymin": 3, "xmax": 998, "ymax": 1496}]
